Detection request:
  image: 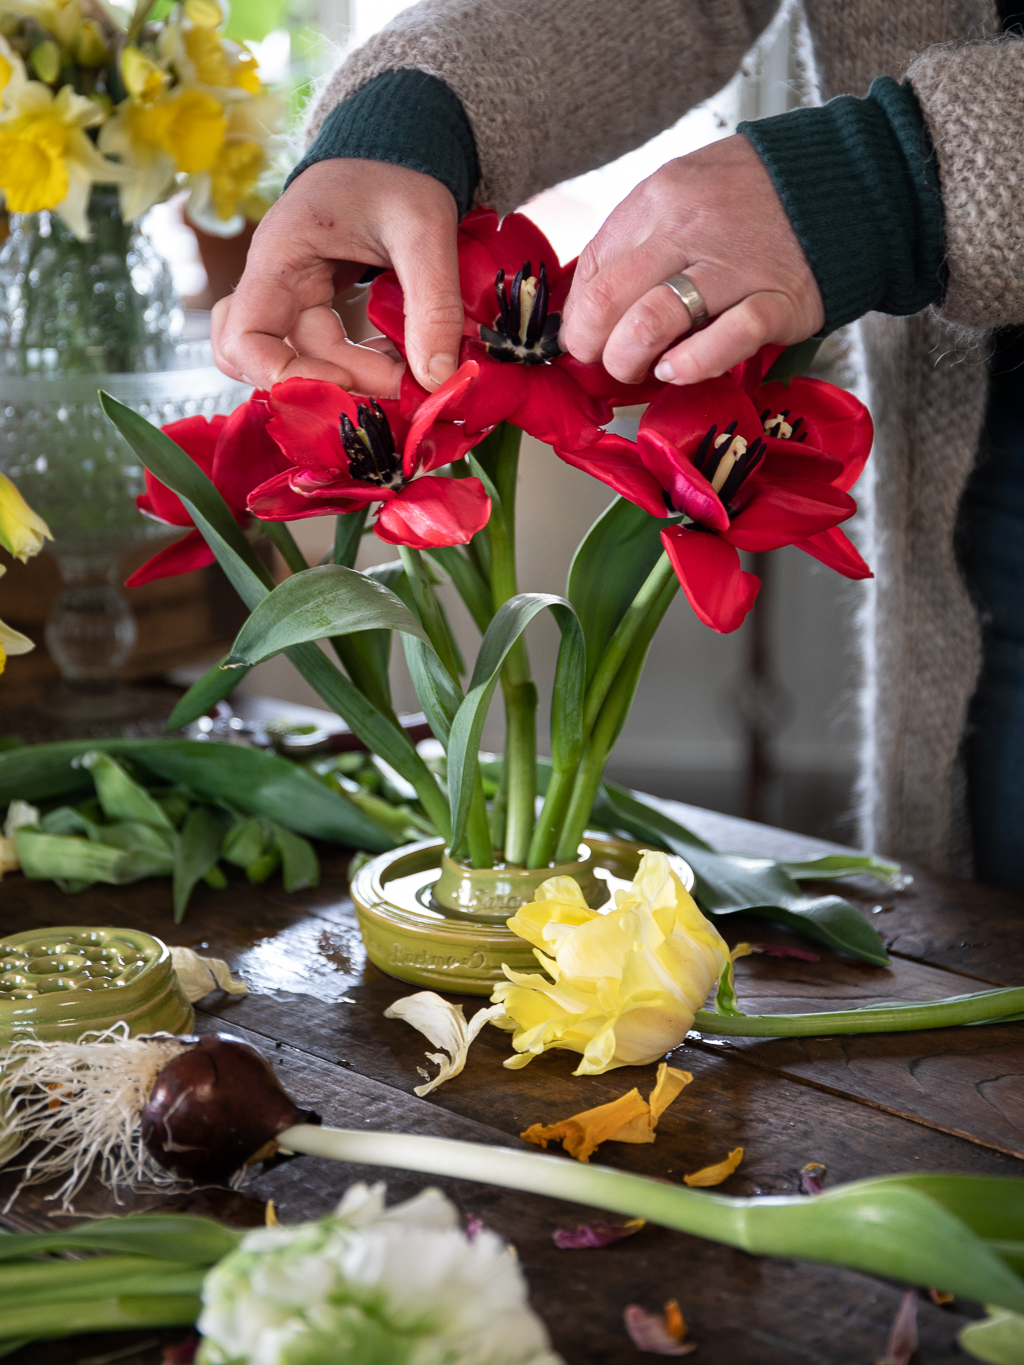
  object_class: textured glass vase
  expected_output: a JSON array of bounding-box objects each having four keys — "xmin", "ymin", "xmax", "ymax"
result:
[{"xmin": 0, "ymin": 189, "xmax": 248, "ymax": 718}]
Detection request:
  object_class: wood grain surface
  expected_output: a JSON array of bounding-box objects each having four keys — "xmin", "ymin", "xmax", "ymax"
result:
[{"xmin": 2, "ymin": 798, "xmax": 1022, "ymax": 1364}]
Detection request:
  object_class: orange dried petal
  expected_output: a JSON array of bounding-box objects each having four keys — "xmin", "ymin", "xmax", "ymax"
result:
[{"xmin": 683, "ymin": 1146, "xmax": 743, "ymax": 1187}]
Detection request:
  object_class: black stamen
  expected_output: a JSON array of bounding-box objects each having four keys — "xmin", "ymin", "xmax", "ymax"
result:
[
  {"xmin": 525, "ymin": 261, "xmax": 549, "ymax": 348},
  {"xmin": 717, "ymin": 436, "xmax": 766, "ymax": 507},
  {"xmin": 789, "ymin": 416, "xmax": 805, "ymax": 439},
  {"xmin": 508, "ymin": 263, "xmax": 527, "ymax": 344},
  {"xmin": 692, "ymin": 425, "xmax": 717, "ymax": 476},
  {"xmin": 759, "ymin": 408, "xmax": 770, "ymax": 424},
  {"xmin": 339, "ymin": 401, "xmax": 403, "ymax": 489},
  {"xmin": 480, "ymin": 258, "xmax": 562, "ymax": 365}
]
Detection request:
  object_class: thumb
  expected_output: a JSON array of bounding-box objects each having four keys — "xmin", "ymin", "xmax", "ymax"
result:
[{"xmin": 391, "ymin": 219, "xmax": 464, "ymax": 390}]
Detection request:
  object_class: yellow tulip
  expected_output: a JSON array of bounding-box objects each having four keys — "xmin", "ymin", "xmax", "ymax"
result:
[
  {"xmin": 0, "ymin": 82, "xmax": 124, "ymax": 236},
  {"xmin": 0, "ymin": 473, "xmax": 52, "ymax": 562},
  {"xmin": 491, "ymin": 849, "xmax": 730, "ymax": 1075}
]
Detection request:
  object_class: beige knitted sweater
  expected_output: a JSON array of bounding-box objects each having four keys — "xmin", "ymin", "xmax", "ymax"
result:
[{"xmin": 310, "ymin": 0, "xmax": 1024, "ymax": 874}]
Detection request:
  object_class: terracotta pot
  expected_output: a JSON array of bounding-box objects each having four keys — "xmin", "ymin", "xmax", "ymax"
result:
[{"xmin": 351, "ymin": 836, "xmax": 695, "ymax": 996}]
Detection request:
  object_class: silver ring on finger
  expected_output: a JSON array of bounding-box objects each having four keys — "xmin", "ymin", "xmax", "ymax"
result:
[{"xmin": 658, "ymin": 273, "xmax": 709, "ymax": 331}]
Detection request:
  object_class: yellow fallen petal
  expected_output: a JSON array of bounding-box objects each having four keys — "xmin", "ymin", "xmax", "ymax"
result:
[
  {"xmin": 731, "ymin": 942, "xmax": 754, "ymax": 961},
  {"xmin": 264, "ymin": 1199, "xmax": 280, "ymax": 1227},
  {"xmin": 683, "ymin": 1147, "xmax": 743, "ymax": 1187},
  {"xmin": 521, "ymin": 1063, "xmax": 691, "ymax": 1161}
]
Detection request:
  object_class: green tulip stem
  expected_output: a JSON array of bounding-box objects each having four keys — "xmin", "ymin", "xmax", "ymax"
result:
[
  {"xmin": 482, "ymin": 425, "xmax": 536, "ymax": 865},
  {"xmin": 693, "ymin": 986, "xmax": 1024, "ymax": 1037},
  {"xmin": 554, "ymin": 571, "xmax": 679, "ymax": 861},
  {"xmin": 581, "ymin": 551, "xmax": 678, "ymax": 736},
  {"xmin": 262, "ymin": 520, "xmax": 309, "ymax": 576},
  {"xmin": 278, "ymin": 1126, "xmax": 1024, "ymax": 1313},
  {"xmin": 0, "ymin": 1293, "xmax": 202, "ymax": 1341},
  {"xmin": 526, "ymin": 763, "xmax": 577, "ymax": 869}
]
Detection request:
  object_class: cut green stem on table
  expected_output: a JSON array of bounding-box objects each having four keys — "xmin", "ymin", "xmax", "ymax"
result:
[{"xmin": 695, "ymin": 986, "xmax": 1024, "ymax": 1036}]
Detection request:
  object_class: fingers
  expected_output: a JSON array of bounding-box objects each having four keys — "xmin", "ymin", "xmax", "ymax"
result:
[
  {"xmin": 285, "ymin": 306, "xmax": 404, "ymax": 396},
  {"xmin": 210, "ymin": 297, "xmax": 244, "ymax": 381},
  {"xmin": 560, "ymin": 231, "xmax": 679, "ymax": 368},
  {"xmin": 655, "ymin": 291, "xmax": 802, "ymax": 386},
  {"xmin": 600, "ymin": 278, "xmax": 700, "ymax": 384},
  {"xmin": 387, "ymin": 207, "xmax": 464, "ymax": 391}
]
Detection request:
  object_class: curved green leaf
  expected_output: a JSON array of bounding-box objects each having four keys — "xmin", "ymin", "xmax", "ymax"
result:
[
  {"xmin": 403, "ymin": 635, "xmax": 463, "ymax": 745},
  {"xmin": 593, "ymin": 781, "xmax": 890, "ymax": 965},
  {"xmin": 167, "ymin": 655, "xmax": 248, "ymax": 731},
  {"xmin": 568, "ymin": 497, "xmax": 675, "ymax": 687},
  {"xmin": 173, "ymin": 804, "xmax": 230, "ymax": 922},
  {"xmin": 225, "ymin": 564, "xmax": 428, "ymax": 668},
  {"xmin": 447, "ymin": 594, "xmax": 584, "ymax": 849}
]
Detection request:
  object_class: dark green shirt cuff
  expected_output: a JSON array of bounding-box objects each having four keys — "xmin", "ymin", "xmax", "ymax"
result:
[
  {"xmin": 738, "ymin": 77, "xmax": 946, "ymax": 334},
  {"xmin": 286, "ymin": 69, "xmax": 481, "ymax": 217}
]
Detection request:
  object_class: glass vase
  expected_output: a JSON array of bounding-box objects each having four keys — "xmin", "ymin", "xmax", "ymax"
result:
[{"xmin": 0, "ymin": 189, "xmax": 248, "ymax": 722}]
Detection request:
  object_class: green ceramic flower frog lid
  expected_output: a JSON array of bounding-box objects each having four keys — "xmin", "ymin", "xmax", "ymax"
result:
[{"xmin": 0, "ymin": 927, "xmax": 194, "ymax": 1043}]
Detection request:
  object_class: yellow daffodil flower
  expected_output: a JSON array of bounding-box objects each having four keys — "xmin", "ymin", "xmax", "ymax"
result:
[
  {"xmin": 0, "ymin": 33, "xmax": 27, "ymax": 107},
  {"xmin": 0, "ymin": 82, "xmax": 125, "ymax": 236},
  {"xmin": 0, "ymin": 566, "xmax": 37, "ymax": 679},
  {"xmin": 185, "ymin": 92, "xmax": 282, "ymax": 231},
  {"xmin": 491, "ymin": 849, "xmax": 731, "ymax": 1075},
  {"xmin": 99, "ymin": 85, "xmax": 226, "ymax": 219},
  {"xmin": 74, "ymin": 20, "xmax": 109, "ymax": 69},
  {"xmin": 0, "ymin": 473, "xmax": 52, "ymax": 562},
  {"xmin": 0, "ymin": 0, "xmax": 81, "ymax": 48},
  {"xmin": 120, "ymin": 44, "xmax": 169, "ymax": 103},
  {"xmin": 182, "ymin": 25, "xmax": 261, "ymax": 92}
]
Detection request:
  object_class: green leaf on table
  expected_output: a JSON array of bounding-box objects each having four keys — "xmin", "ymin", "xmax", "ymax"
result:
[
  {"xmin": 225, "ymin": 563, "xmax": 429, "ymax": 668},
  {"xmin": 778, "ymin": 853, "xmax": 904, "ymax": 886},
  {"xmin": 94, "ymin": 820, "xmax": 174, "ymax": 859},
  {"xmin": 14, "ymin": 828, "xmax": 173, "ymax": 885},
  {"xmin": 173, "ymin": 804, "xmax": 230, "ymax": 923},
  {"xmin": 447, "ymin": 594, "xmax": 584, "ymax": 849},
  {"xmin": 271, "ymin": 822, "xmax": 319, "ymax": 892},
  {"xmin": 960, "ymin": 1307, "xmax": 1024, "ymax": 1363},
  {"xmin": 593, "ymin": 782, "xmax": 890, "ymax": 965},
  {"xmin": 80, "ymin": 750, "xmax": 174, "ymax": 830},
  {"xmin": 167, "ymin": 654, "xmax": 249, "ymax": 731},
  {"xmin": 568, "ymin": 497, "xmax": 675, "ymax": 687},
  {"xmin": 222, "ymin": 816, "xmax": 273, "ymax": 869},
  {"xmin": 0, "ymin": 740, "xmax": 397, "ymax": 850}
]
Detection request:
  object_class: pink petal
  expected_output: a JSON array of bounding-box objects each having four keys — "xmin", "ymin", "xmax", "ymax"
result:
[
  {"xmin": 247, "ymin": 469, "xmax": 379, "ymax": 521},
  {"xmin": 880, "ymin": 1290, "xmax": 919, "ymax": 1365},
  {"xmin": 623, "ymin": 1306, "xmax": 696, "ymax": 1356},
  {"xmin": 375, "ymin": 474, "xmax": 491, "ymax": 548},
  {"xmin": 556, "ymin": 433, "xmax": 668, "ymax": 517},
  {"xmin": 747, "ymin": 942, "xmax": 821, "ymax": 962},
  {"xmin": 552, "ymin": 1219, "xmax": 644, "ymax": 1250},
  {"xmin": 794, "ymin": 525, "xmax": 873, "ymax": 579},
  {"xmin": 266, "ymin": 377, "xmax": 360, "ymax": 469},
  {"xmin": 799, "ymin": 1162, "xmax": 827, "ymax": 1195},
  {"xmin": 662, "ymin": 525, "xmax": 759, "ymax": 634},
  {"xmin": 124, "ymin": 530, "xmax": 214, "ymax": 587},
  {"xmin": 723, "ymin": 479, "xmax": 855, "ymax": 552}
]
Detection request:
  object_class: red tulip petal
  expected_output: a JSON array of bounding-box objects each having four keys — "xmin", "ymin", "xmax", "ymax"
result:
[
  {"xmin": 758, "ymin": 439, "xmax": 844, "ymax": 484},
  {"xmin": 403, "ymin": 359, "xmax": 479, "ymax": 476},
  {"xmin": 794, "ymin": 525, "xmax": 873, "ymax": 579},
  {"xmin": 247, "ymin": 469, "xmax": 378, "ymax": 520},
  {"xmin": 639, "ymin": 428, "xmax": 730, "ymax": 532},
  {"xmin": 366, "ymin": 270, "xmax": 407, "ymax": 351},
  {"xmin": 211, "ymin": 397, "xmax": 289, "ymax": 514},
  {"xmin": 642, "ymin": 373, "xmax": 763, "ymax": 451},
  {"xmin": 454, "ymin": 347, "xmax": 532, "ymax": 434},
  {"xmin": 731, "ymin": 344, "xmax": 785, "ymax": 399},
  {"xmin": 142, "ymin": 414, "xmax": 226, "ymax": 526},
  {"xmin": 125, "ymin": 530, "xmax": 213, "ymax": 587},
  {"xmin": 458, "ymin": 208, "xmax": 567, "ymax": 327},
  {"xmin": 266, "ymin": 377, "xmax": 360, "ymax": 468},
  {"xmin": 510, "ymin": 362, "xmax": 612, "ymax": 450},
  {"xmin": 556, "ymin": 433, "xmax": 669, "ymax": 517},
  {"xmin": 756, "ymin": 378, "xmax": 872, "ymax": 490},
  {"xmin": 375, "ymin": 474, "xmax": 491, "ymax": 548},
  {"xmin": 553, "ymin": 351, "xmax": 647, "ymax": 409},
  {"xmin": 662, "ymin": 525, "xmax": 759, "ymax": 634},
  {"xmin": 723, "ymin": 479, "xmax": 855, "ymax": 552}
]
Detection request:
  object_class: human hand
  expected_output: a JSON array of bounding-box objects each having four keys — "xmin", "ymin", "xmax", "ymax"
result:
[
  {"xmin": 211, "ymin": 159, "xmax": 464, "ymax": 395},
  {"xmin": 559, "ymin": 134, "xmax": 825, "ymax": 386}
]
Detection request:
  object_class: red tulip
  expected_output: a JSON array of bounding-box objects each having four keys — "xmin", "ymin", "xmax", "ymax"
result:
[
  {"xmin": 368, "ymin": 208, "xmax": 662, "ymax": 453},
  {"xmin": 558, "ymin": 351, "xmax": 873, "ymax": 633},
  {"xmin": 247, "ymin": 362, "xmax": 491, "ymax": 549},
  {"xmin": 127, "ymin": 397, "xmax": 286, "ymax": 587}
]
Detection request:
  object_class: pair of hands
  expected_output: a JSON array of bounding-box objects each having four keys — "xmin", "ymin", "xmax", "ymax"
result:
[{"xmin": 212, "ymin": 133, "xmax": 824, "ymax": 398}]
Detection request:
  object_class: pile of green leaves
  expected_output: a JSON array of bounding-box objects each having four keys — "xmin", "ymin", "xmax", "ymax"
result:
[
  {"xmin": 0, "ymin": 1213, "xmax": 239, "ymax": 1357},
  {"xmin": 0, "ymin": 738, "xmax": 405, "ymax": 922}
]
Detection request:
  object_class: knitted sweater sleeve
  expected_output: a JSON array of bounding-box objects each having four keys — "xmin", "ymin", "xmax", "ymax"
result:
[
  {"xmin": 907, "ymin": 36, "xmax": 1024, "ymax": 329},
  {"xmin": 305, "ymin": 0, "xmax": 781, "ymax": 215}
]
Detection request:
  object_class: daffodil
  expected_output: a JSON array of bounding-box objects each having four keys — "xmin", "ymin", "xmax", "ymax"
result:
[
  {"xmin": 0, "ymin": 33, "xmax": 27, "ymax": 107},
  {"xmin": 0, "ymin": 567, "xmax": 36, "ymax": 680},
  {"xmin": 0, "ymin": 82, "xmax": 124, "ymax": 237},
  {"xmin": 120, "ymin": 44, "xmax": 169, "ymax": 103},
  {"xmin": 99, "ymin": 85, "xmax": 227, "ymax": 219},
  {"xmin": 0, "ymin": 0, "xmax": 82, "ymax": 48},
  {"xmin": 0, "ymin": 473, "xmax": 52, "ymax": 561},
  {"xmin": 491, "ymin": 850, "xmax": 731, "ymax": 1074}
]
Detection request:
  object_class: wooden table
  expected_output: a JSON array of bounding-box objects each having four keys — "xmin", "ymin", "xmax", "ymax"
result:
[{"xmin": 3, "ymin": 797, "xmax": 1023, "ymax": 1364}]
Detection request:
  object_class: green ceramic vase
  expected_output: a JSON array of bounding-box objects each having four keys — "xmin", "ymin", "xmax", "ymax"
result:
[
  {"xmin": 351, "ymin": 835, "xmax": 691, "ymax": 996},
  {"xmin": 0, "ymin": 926, "xmax": 194, "ymax": 1043}
]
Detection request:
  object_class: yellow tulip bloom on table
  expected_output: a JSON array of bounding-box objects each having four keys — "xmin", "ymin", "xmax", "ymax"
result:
[{"xmin": 491, "ymin": 850, "xmax": 731, "ymax": 1075}]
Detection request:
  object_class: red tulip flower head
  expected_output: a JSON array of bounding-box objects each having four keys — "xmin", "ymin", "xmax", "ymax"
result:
[
  {"xmin": 368, "ymin": 208, "xmax": 660, "ymax": 453},
  {"xmin": 127, "ymin": 397, "xmax": 287, "ymax": 588},
  {"xmin": 559, "ymin": 350, "xmax": 873, "ymax": 633},
  {"xmin": 247, "ymin": 361, "xmax": 491, "ymax": 549}
]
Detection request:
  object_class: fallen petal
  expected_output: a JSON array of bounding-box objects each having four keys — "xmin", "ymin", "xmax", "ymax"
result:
[
  {"xmin": 521, "ymin": 1063, "xmax": 691, "ymax": 1162},
  {"xmin": 385, "ymin": 991, "xmax": 504, "ymax": 1096},
  {"xmin": 162, "ymin": 1341, "xmax": 199, "ymax": 1364},
  {"xmin": 800, "ymin": 1162, "xmax": 827, "ymax": 1195},
  {"xmin": 683, "ymin": 1147, "xmax": 743, "ymax": 1187},
  {"xmin": 552, "ymin": 1217, "xmax": 645, "ymax": 1249},
  {"xmin": 169, "ymin": 947, "xmax": 247, "ymax": 1003},
  {"xmin": 465, "ymin": 1212, "xmax": 484, "ymax": 1241},
  {"xmin": 747, "ymin": 941, "xmax": 822, "ymax": 962},
  {"xmin": 624, "ymin": 1302, "xmax": 696, "ymax": 1355},
  {"xmin": 877, "ymin": 1289, "xmax": 918, "ymax": 1365}
]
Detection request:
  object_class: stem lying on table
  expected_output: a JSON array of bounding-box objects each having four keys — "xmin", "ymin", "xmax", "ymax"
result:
[
  {"xmin": 277, "ymin": 1126, "xmax": 1024, "ymax": 1313},
  {"xmin": 694, "ymin": 987, "xmax": 1024, "ymax": 1037}
]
